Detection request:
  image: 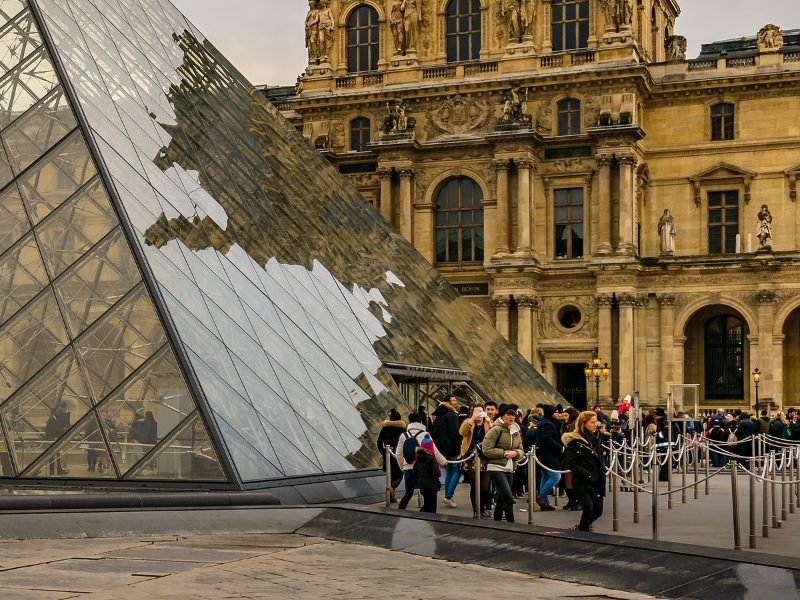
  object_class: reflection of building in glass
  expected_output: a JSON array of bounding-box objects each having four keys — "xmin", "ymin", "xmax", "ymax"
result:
[{"xmin": 0, "ymin": 0, "xmax": 558, "ymax": 490}]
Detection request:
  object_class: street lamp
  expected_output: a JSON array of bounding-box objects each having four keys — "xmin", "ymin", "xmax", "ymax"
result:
[
  {"xmin": 585, "ymin": 357, "xmax": 610, "ymax": 406},
  {"xmin": 752, "ymin": 368, "xmax": 761, "ymax": 415}
]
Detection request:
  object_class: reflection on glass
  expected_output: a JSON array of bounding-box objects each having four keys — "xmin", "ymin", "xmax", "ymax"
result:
[
  {"xmin": 23, "ymin": 412, "xmax": 116, "ymax": 478},
  {"xmin": 128, "ymin": 413, "xmax": 227, "ymax": 481},
  {"xmin": 53, "ymin": 227, "xmax": 141, "ymax": 338},
  {"xmin": 214, "ymin": 414, "xmax": 281, "ymax": 483},
  {"xmin": 1, "ymin": 347, "xmax": 92, "ymax": 472},
  {"xmin": 0, "ymin": 232, "xmax": 48, "ymax": 326}
]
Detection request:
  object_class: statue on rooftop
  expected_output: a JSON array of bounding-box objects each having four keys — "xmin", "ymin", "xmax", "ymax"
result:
[
  {"xmin": 305, "ymin": 0, "xmax": 321, "ymax": 63},
  {"xmin": 665, "ymin": 35, "xmax": 687, "ymax": 61},
  {"xmin": 757, "ymin": 24, "xmax": 783, "ymax": 52}
]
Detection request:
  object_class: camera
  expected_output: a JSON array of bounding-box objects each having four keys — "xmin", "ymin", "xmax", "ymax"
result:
[{"xmin": 478, "ymin": 411, "xmax": 487, "ymax": 418}]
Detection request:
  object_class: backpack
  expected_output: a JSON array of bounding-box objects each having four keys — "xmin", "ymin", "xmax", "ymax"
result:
[
  {"xmin": 402, "ymin": 431, "xmax": 424, "ymax": 463},
  {"xmin": 783, "ymin": 425, "xmax": 793, "ymax": 440}
]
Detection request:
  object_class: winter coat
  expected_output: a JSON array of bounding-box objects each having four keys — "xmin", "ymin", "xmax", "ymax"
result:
[
  {"xmin": 377, "ymin": 419, "xmax": 406, "ymax": 481},
  {"xmin": 535, "ymin": 417, "xmax": 563, "ymax": 471},
  {"xmin": 563, "ymin": 432, "xmax": 606, "ymax": 497},
  {"xmin": 430, "ymin": 403, "xmax": 461, "ymax": 458},
  {"xmin": 769, "ymin": 419, "xmax": 786, "ymax": 438},
  {"xmin": 413, "ymin": 449, "xmax": 441, "ymax": 495},
  {"xmin": 481, "ymin": 421, "xmax": 524, "ymax": 471},
  {"xmin": 396, "ymin": 423, "xmax": 446, "ymax": 471},
  {"xmin": 459, "ymin": 418, "xmax": 490, "ymax": 458}
]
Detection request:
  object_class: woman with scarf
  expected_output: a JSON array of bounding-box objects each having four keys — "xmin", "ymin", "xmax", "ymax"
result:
[
  {"xmin": 563, "ymin": 410, "xmax": 606, "ymax": 532},
  {"xmin": 482, "ymin": 404, "xmax": 524, "ymax": 523}
]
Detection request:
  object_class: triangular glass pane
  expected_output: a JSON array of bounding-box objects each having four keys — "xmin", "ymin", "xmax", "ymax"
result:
[
  {"xmin": 0, "ymin": 1, "xmax": 26, "ymax": 29},
  {"xmin": 0, "ymin": 231, "xmax": 48, "ymax": 326},
  {"xmin": 0, "ymin": 287, "xmax": 68, "ymax": 402},
  {"xmin": 0, "ymin": 426, "xmax": 13, "ymax": 475},
  {"xmin": 301, "ymin": 423, "xmax": 357, "ymax": 473},
  {"xmin": 214, "ymin": 413, "xmax": 281, "ymax": 483},
  {"xmin": 17, "ymin": 130, "xmax": 98, "ymax": 224},
  {"xmin": 23, "ymin": 412, "xmax": 116, "ymax": 479},
  {"xmin": 256, "ymin": 414, "xmax": 320, "ymax": 477},
  {"xmin": 95, "ymin": 345, "xmax": 195, "ymax": 475},
  {"xmin": 0, "ymin": 347, "xmax": 92, "ymax": 471},
  {"xmin": 0, "ymin": 48, "xmax": 59, "ymax": 129},
  {"xmin": 128, "ymin": 413, "xmax": 226, "ymax": 481},
  {"xmin": 2, "ymin": 87, "xmax": 77, "ymax": 174},
  {"xmin": 75, "ymin": 284, "xmax": 167, "ymax": 401},
  {"xmin": 0, "ymin": 9, "xmax": 42, "ymax": 75},
  {"xmin": 53, "ymin": 227, "xmax": 141, "ymax": 338}
]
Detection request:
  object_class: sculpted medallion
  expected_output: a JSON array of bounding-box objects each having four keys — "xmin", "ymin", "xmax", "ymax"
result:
[{"xmin": 425, "ymin": 94, "xmax": 493, "ymax": 137}]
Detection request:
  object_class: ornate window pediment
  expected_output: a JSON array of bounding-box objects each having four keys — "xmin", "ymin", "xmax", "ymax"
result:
[
  {"xmin": 689, "ymin": 162, "xmax": 756, "ymax": 206},
  {"xmin": 786, "ymin": 164, "xmax": 800, "ymax": 202}
]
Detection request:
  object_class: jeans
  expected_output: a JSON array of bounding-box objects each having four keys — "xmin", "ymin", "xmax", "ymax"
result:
[
  {"xmin": 444, "ymin": 460, "xmax": 460, "ymax": 499},
  {"xmin": 538, "ymin": 470, "xmax": 562, "ymax": 501},
  {"xmin": 576, "ymin": 489, "xmax": 604, "ymax": 531},
  {"xmin": 490, "ymin": 471, "xmax": 515, "ymax": 522},
  {"xmin": 420, "ymin": 491, "xmax": 437, "ymax": 513},
  {"xmin": 398, "ymin": 470, "xmax": 417, "ymax": 509}
]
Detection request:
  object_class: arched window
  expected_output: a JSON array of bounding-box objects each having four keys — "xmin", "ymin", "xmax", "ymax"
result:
[
  {"xmin": 350, "ymin": 117, "xmax": 371, "ymax": 151},
  {"xmin": 435, "ymin": 177, "xmax": 484, "ymax": 264},
  {"xmin": 704, "ymin": 315, "xmax": 745, "ymax": 400},
  {"xmin": 711, "ymin": 103, "xmax": 734, "ymax": 141},
  {"xmin": 557, "ymin": 99, "xmax": 581, "ymax": 135},
  {"xmin": 347, "ymin": 5, "xmax": 380, "ymax": 73},
  {"xmin": 446, "ymin": 0, "xmax": 481, "ymax": 63},
  {"xmin": 552, "ymin": 0, "xmax": 589, "ymax": 51}
]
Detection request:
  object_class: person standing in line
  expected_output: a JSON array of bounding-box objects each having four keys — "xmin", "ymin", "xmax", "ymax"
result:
[
  {"xmin": 459, "ymin": 404, "xmax": 492, "ymax": 517},
  {"xmin": 482, "ymin": 404, "xmax": 524, "ymax": 523},
  {"xmin": 413, "ymin": 433, "xmax": 442, "ymax": 513},
  {"xmin": 377, "ymin": 409, "xmax": 406, "ymax": 503},
  {"xmin": 396, "ymin": 413, "xmax": 445, "ymax": 509},
  {"xmin": 535, "ymin": 404, "xmax": 563, "ymax": 511},
  {"xmin": 430, "ymin": 394, "xmax": 462, "ymax": 508},
  {"xmin": 563, "ymin": 411, "xmax": 606, "ymax": 532}
]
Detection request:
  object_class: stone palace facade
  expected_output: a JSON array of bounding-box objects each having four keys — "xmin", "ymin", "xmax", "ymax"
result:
[{"xmin": 270, "ymin": 0, "xmax": 800, "ymax": 411}]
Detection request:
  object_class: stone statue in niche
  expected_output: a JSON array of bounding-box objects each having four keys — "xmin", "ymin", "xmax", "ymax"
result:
[
  {"xmin": 757, "ymin": 24, "xmax": 783, "ymax": 52},
  {"xmin": 623, "ymin": 0, "xmax": 633, "ymax": 25},
  {"xmin": 602, "ymin": 0, "xmax": 632, "ymax": 30},
  {"xmin": 305, "ymin": 0, "xmax": 321, "ymax": 63},
  {"xmin": 317, "ymin": 0, "xmax": 335, "ymax": 62},
  {"xmin": 380, "ymin": 99, "xmax": 416, "ymax": 139},
  {"xmin": 521, "ymin": 0, "xmax": 536, "ymax": 38},
  {"xmin": 496, "ymin": 87, "xmax": 532, "ymax": 130},
  {"xmin": 390, "ymin": 1, "xmax": 405, "ymax": 55},
  {"xmin": 758, "ymin": 204, "xmax": 773, "ymax": 249},
  {"xmin": 403, "ymin": 0, "xmax": 422, "ymax": 53},
  {"xmin": 658, "ymin": 209, "xmax": 676, "ymax": 255},
  {"xmin": 665, "ymin": 35, "xmax": 687, "ymax": 61},
  {"xmin": 501, "ymin": 0, "xmax": 522, "ymax": 42}
]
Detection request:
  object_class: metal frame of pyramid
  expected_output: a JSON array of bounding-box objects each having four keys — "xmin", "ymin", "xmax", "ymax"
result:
[{"xmin": 0, "ymin": 0, "xmax": 560, "ymax": 492}]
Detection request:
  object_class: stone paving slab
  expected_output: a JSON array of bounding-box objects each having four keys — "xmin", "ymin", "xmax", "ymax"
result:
[{"xmin": 0, "ymin": 533, "xmax": 659, "ymax": 600}]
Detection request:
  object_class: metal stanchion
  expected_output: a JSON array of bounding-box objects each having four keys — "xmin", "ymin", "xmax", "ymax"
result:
[
  {"xmin": 667, "ymin": 422, "xmax": 673, "ymax": 509},
  {"xmin": 385, "ymin": 445, "xmax": 392, "ymax": 508},
  {"xmin": 612, "ymin": 450, "xmax": 619, "ymax": 532},
  {"xmin": 693, "ymin": 436, "xmax": 699, "ymax": 500},
  {"xmin": 783, "ymin": 448, "xmax": 789, "ymax": 522},
  {"xmin": 731, "ymin": 461, "xmax": 741, "ymax": 551},
  {"xmin": 749, "ymin": 438, "xmax": 757, "ymax": 549},
  {"xmin": 792, "ymin": 448, "xmax": 797, "ymax": 515},
  {"xmin": 651, "ymin": 451, "xmax": 659, "ymax": 541},
  {"xmin": 771, "ymin": 450, "xmax": 779, "ymax": 528},
  {"xmin": 473, "ymin": 453, "xmax": 481, "ymax": 519},
  {"xmin": 528, "ymin": 448, "xmax": 536, "ymax": 525},
  {"xmin": 633, "ymin": 440, "xmax": 640, "ymax": 524},
  {"xmin": 762, "ymin": 452, "xmax": 770, "ymax": 538},
  {"xmin": 704, "ymin": 439, "xmax": 710, "ymax": 496},
  {"xmin": 681, "ymin": 424, "xmax": 687, "ymax": 504}
]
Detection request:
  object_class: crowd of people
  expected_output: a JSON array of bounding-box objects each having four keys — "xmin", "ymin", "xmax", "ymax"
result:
[{"xmin": 377, "ymin": 395, "xmax": 800, "ymax": 533}]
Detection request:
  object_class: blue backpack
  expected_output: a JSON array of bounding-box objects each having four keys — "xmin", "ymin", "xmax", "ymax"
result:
[{"xmin": 402, "ymin": 431, "xmax": 424, "ymax": 463}]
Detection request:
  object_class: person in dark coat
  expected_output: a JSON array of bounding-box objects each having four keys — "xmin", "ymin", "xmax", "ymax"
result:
[
  {"xmin": 430, "ymin": 395, "xmax": 461, "ymax": 507},
  {"xmin": 535, "ymin": 404, "xmax": 563, "ymax": 511},
  {"xmin": 376, "ymin": 409, "xmax": 406, "ymax": 503},
  {"xmin": 563, "ymin": 410, "xmax": 606, "ymax": 532},
  {"xmin": 735, "ymin": 412, "xmax": 757, "ymax": 464},
  {"xmin": 413, "ymin": 434, "xmax": 441, "ymax": 513}
]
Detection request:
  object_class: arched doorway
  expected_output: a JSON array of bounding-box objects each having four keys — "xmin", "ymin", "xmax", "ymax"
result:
[
  {"xmin": 782, "ymin": 306, "xmax": 800, "ymax": 406},
  {"xmin": 684, "ymin": 305, "xmax": 750, "ymax": 408}
]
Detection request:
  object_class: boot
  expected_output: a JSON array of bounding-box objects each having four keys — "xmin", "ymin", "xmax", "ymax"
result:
[
  {"xmin": 389, "ymin": 488, "xmax": 398, "ymax": 504},
  {"xmin": 536, "ymin": 498, "xmax": 555, "ymax": 511}
]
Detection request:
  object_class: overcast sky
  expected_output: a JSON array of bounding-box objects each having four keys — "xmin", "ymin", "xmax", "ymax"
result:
[{"xmin": 171, "ymin": 1, "xmax": 799, "ymax": 86}]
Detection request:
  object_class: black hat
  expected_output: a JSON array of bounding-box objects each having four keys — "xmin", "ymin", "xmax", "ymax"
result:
[
  {"xmin": 389, "ymin": 409, "xmax": 402, "ymax": 421},
  {"xmin": 542, "ymin": 404, "xmax": 558, "ymax": 418},
  {"xmin": 654, "ymin": 407, "xmax": 666, "ymax": 418}
]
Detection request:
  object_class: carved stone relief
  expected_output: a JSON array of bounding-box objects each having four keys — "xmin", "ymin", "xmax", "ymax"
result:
[
  {"xmin": 535, "ymin": 100, "xmax": 553, "ymax": 135},
  {"xmin": 757, "ymin": 24, "xmax": 784, "ymax": 52},
  {"xmin": 584, "ymin": 97, "xmax": 601, "ymax": 130},
  {"xmin": 538, "ymin": 296, "xmax": 598, "ymax": 339},
  {"xmin": 425, "ymin": 95, "xmax": 493, "ymax": 138}
]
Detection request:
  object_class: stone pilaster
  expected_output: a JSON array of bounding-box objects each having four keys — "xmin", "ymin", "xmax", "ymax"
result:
[
  {"xmin": 493, "ymin": 159, "xmax": 511, "ymax": 256},
  {"xmin": 617, "ymin": 292, "xmax": 637, "ymax": 398},
  {"xmin": 617, "ymin": 155, "xmax": 637, "ymax": 256},
  {"xmin": 597, "ymin": 294, "xmax": 614, "ymax": 402},
  {"xmin": 657, "ymin": 294, "xmax": 677, "ymax": 402},
  {"xmin": 492, "ymin": 296, "xmax": 512, "ymax": 341},
  {"xmin": 516, "ymin": 295, "xmax": 540, "ymax": 366},
  {"xmin": 595, "ymin": 155, "xmax": 612, "ymax": 255},
  {"xmin": 755, "ymin": 290, "xmax": 777, "ymax": 409},
  {"xmin": 514, "ymin": 159, "xmax": 534, "ymax": 259},
  {"xmin": 377, "ymin": 168, "xmax": 393, "ymax": 225},
  {"xmin": 398, "ymin": 168, "xmax": 414, "ymax": 242}
]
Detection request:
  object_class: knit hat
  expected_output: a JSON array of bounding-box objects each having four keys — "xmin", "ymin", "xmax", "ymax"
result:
[
  {"xmin": 654, "ymin": 407, "xmax": 666, "ymax": 418},
  {"xmin": 389, "ymin": 409, "xmax": 402, "ymax": 421},
  {"xmin": 542, "ymin": 404, "xmax": 557, "ymax": 419},
  {"xmin": 419, "ymin": 433, "xmax": 436, "ymax": 454}
]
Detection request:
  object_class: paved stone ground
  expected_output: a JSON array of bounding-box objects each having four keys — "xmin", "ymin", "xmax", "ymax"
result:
[
  {"xmin": 0, "ymin": 533, "xmax": 659, "ymax": 600},
  {"xmin": 387, "ymin": 469, "xmax": 800, "ymax": 557}
]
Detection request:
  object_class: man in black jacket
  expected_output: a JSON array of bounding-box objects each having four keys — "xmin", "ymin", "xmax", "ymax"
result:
[
  {"xmin": 535, "ymin": 405, "xmax": 563, "ymax": 511},
  {"xmin": 431, "ymin": 394, "xmax": 461, "ymax": 507},
  {"xmin": 735, "ymin": 412, "xmax": 757, "ymax": 464}
]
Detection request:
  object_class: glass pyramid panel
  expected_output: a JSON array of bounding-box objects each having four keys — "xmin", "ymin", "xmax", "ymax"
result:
[
  {"xmin": 0, "ymin": 231, "xmax": 48, "ymax": 325},
  {"xmin": 0, "ymin": 0, "xmax": 563, "ymax": 487}
]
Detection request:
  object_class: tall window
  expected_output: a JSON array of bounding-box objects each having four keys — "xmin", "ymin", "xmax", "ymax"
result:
[
  {"xmin": 435, "ymin": 177, "xmax": 484, "ymax": 264},
  {"xmin": 708, "ymin": 190, "xmax": 738, "ymax": 255},
  {"xmin": 557, "ymin": 99, "xmax": 581, "ymax": 135},
  {"xmin": 711, "ymin": 103, "xmax": 734, "ymax": 141},
  {"xmin": 704, "ymin": 315, "xmax": 745, "ymax": 400},
  {"xmin": 552, "ymin": 0, "xmax": 589, "ymax": 51},
  {"xmin": 347, "ymin": 5, "xmax": 380, "ymax": 73},
  {"xmin": 446, "ymin": 0, "xmax": 481, "ymax": 63},
  {"xmin": 350, "ymin": 117, "xmax": 370, "ymax": 151},
  {"xmin": 554, "ymin": 188, "xmax": 583, "ymax": 259}
]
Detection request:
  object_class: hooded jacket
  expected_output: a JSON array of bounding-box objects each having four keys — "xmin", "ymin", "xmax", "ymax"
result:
[
  {"xmin": 395, "ymin": 422, "xmax": 446, "ymax": 470},
  {"xmin": 535, "ymin": 415, "xmax": 563, "ymax": 470},
  {"xmin": 563, "ymin": 432, "xmax": 606, "ymax": 496},
  {"xmin": 482, "ymin": 421, "xmax": 523, "ymax": 471},
  {"xmin": 430, "ymin": 402, "xmax": 461, "ymax": 458}
]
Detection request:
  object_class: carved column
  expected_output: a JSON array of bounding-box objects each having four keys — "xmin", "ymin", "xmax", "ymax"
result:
[
  {"xmin": 595, "ymin": 155, "xmax": 612, "ymax": 255},
  {"xmin": 482, "ymin": 197, "xmax": 497, "ymax": 267},
  {"xmin": 756, "ymin": 290, "xmax": 777, "ymax": 409},
  {"xmin": 634, "ymin": 294, "xmax": 649, "ymax": 398},
  {"xmin": 414, "ymin": 199, "xmax": 435, "ymax": 264},
  {"xmin": 515, "ymin": 159, "xmax": 533, "ymax": 258},
  {"xmin": 493, "ymin": 296, "xmax": 512, "ymax": 341},
  {"xmin": 617, "ymin": 155, "xmax": 637, "ymax": 256},
  {"xmin": 378, "ymin": 168, "xmax": 393, "ymax": 225},
  {"xmin": 398, "ymin": 168, "xmax": 414, "ymax": 242},
  {"xmin": 658, "ymin": 294, "xmax": 676, "ymax": 402},
  {"xmin": 493, "ymin": 159, "xmax": 511, "ymax": 256},
  {"xmin": 597, "ymin": 294, "xmax": 614, "ymax": 402},
  {"xmin": 517, "ymin": 295, "xmax": 538, "ymax": 365},
  {"xmin": 617, "ymin": 293, "xmax": 636, "ymax": 398},
  {"xmin": 540, "ymin": 0, "xmax": 552, "ymax": 53}
]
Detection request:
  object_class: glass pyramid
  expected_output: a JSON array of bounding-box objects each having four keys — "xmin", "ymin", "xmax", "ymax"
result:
[{"xmin": 0, "ymin": 0, "xmax": 559, "ymax": 488}]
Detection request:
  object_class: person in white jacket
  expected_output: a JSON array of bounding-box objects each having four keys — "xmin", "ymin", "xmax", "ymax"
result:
[{"xmin": 396, "ymin": 413, "xmax": 446, "ymax": 509}]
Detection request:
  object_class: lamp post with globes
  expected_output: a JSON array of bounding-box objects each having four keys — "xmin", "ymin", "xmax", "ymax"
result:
[
  {"xmin": 752, "ymin": 368, "xmax": 761, "ymax": 416},
  {"xmin": 585, "ymin": 357, "xmax": 610, "ymax": 406}
]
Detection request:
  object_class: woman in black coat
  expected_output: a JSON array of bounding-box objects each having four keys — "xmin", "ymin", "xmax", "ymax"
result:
[{"xmin": 563, "ymin": 410, "xmax": 606, "ymax": 532}]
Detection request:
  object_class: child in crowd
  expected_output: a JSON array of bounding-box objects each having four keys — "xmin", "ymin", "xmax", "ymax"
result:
[{"xmin": 413, "ymin": 433, "xmax": 442, "ymax": 513}]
